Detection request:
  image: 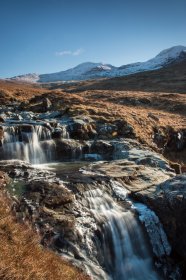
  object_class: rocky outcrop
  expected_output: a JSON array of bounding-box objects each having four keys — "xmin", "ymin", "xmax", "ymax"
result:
[
  {"xmin": 153, "ymin": 126, "xmax": 186, "ymax": 167},
  {"xmin": 25, "ymin": 180, "xmax": 74, "ymax": 208},
  {"xmin": 0, "ymin": 103, "xmax": 185, "ymax": 278},
  {"xmin": 42, "ymin": 98, "xmax": 52, "ymax": 111},
  {"xmin": 91, "ymin": 140, "xmax": 114, "ymax": 156},
  {"xmin": 23, "ymin": 97, "xmax": 53, "ymax": 113},
  {"xmin": 0, "ymin": 115, "xmax": 5, "ymax": 123},
  {"xmin": 114, "ymin": 119, "xmax": 136, "ymax": 138},
  {"xmin": 132, "ymin": 175, "xmax": 186, "ymax": 263},
  {"xmin": 69, "ymin": 118, "xmax": 97, "ymax": 140},
  {"xmin": 3, "ymin": 156, "xmax": 180, "ymax": 279},
  {"xmin": 55, "ymin": 139, "xmax": 83, "ymax": 159}
]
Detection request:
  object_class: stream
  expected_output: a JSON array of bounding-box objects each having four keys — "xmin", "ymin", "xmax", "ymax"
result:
[{"xmin": 0, "ymin": 122, "xmax": 177, "ymax": 279}]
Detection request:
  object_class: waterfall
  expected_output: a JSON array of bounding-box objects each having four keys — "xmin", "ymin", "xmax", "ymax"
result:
[
  {"xmin": 1, "ymin": 125, "xmax": 55, "ymax": 164},
  {"xmin": 85, "ymin": 188, "xmax": 160, "ymax": 280},
  {"xmin": 0, "ymin": 120, "xmax": 175, "ymax": 279},
  {"xmin": 70, "ymin": 182, "xmax": 165, "ymax": 280}
]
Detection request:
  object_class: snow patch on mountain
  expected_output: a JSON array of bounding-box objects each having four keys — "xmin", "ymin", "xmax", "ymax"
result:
[
  {"xmin": 114, "ymin": 45, "xmax": 186, "ymax": 77},
  {"xmin": 11, "ymin": 73, "xmax": 39, "ymax": 83},
  {"xmin": 9, "ymin": 46, "xmax": 186, "ymax": 83}
]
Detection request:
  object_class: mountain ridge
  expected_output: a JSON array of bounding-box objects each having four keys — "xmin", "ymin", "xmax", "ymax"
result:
[{"xmin": 9, "ymin": 45, "xmax": 186, "ymax": 83}]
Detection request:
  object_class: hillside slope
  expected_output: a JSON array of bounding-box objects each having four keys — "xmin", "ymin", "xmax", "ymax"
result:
[{"xmin": 70, "ymin": 58, "xmax": 186, "ymax": 93}]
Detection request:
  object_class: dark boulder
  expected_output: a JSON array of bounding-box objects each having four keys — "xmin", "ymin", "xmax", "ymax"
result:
[
  {"xmin": 25, "ymin": 180, "xmax": 74, "ymax": 209},
  {"xmin": 55, "ymin": 139, "xmax": 83, "ymax": 159},
  {"xmin": 114, "ymin": 119, "xmax": 136, "ymax": 138},
  {"xmin": 0, "ymin": 115, "xmax": 5, "ymax": 123},
  {"xmin": 42, "ymin": 98, "xmax": 52, "ymax": 111},
  {"xmin": 91, "ymin": 140, "xmax": 114, "ymax": 156},
  {"xmin": 69, "ymin": 119, "xmax": 97, "ymax": 140}
]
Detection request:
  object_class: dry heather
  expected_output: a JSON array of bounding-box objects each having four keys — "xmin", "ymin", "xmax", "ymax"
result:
[
  {"xmin": 0, "ymin": 80, "xmax": 48, "ymax": 104},
  {"xmin": 35, "ymin": 88, "xmax": 186, "ymax": 152},
  {"xmin": 0, "ymin": 80, "xmax": 186, "ymax": 164},
  {"xmin": 0, "ymin": 173, "xmax": 89, "ymax": 280}
]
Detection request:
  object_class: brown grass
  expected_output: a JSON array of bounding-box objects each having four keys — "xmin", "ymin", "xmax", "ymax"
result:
[
  {"xmin": 0, "ymin": 80, "xmax": 186, "ymax": 163},
  {"xmin": 0, "ymin": 80, "xmax": 48, "ymax": 104},
  {"xmin": 0, "ymin": 179, "xmax": 89, "ymax": 280}
]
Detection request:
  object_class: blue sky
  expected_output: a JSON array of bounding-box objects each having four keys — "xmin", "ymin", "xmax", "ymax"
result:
[{"xmin": 1, "ymin": 0, "xmax": 186, "ymax": 78}]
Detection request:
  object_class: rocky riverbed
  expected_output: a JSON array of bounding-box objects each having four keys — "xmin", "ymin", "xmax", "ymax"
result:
[{"xmin": 0, "ymin": 99, "xmax": 186, "ymax": 279}]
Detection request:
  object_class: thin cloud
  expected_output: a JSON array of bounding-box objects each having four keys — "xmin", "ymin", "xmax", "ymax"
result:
[{"xmin": 55, "ymin": 48, "xmax": 84, "ymax": 56}]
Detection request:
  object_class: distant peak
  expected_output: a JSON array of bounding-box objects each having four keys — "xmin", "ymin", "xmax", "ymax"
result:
[
  {"xmin": 74, "ymin": 62, "xmax": 101, "ymax": 68},
  {"xmin": 156, "ymin": 45, "xmax": 186, "ymax": 58}
]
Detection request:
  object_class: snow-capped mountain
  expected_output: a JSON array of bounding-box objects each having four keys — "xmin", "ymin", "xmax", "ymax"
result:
[
  {"xmin": 10, "ymin": 46, "xmax": 186, "ymax": 83},
  {"xmin": 11, "ymin": 73, "xmax": 40, "ymax": 83},
  {"xmin": 38, "ymin": 62, "xmax": 116, "ymax": 82},
  {"xmin": 113, "ymin": 45, "xmax": 186, "ymax": 77}
]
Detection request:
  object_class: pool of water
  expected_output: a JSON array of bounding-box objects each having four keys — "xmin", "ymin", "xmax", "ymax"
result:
[{"xmin": 33, "ymin": 161, "xmax": 89, "ymax": 180}]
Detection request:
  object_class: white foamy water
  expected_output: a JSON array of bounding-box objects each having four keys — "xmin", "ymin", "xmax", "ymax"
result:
[
  {"xmin": 1, "ymin": 125, "xmax": 55, "ymax": 164},
  {"xmin": 68, "ymin": 181, "xmax": 164, "ymax": 280},
  {"xmin": 83, "ymin": 188, "xmax": 160, "ymax": 280}
]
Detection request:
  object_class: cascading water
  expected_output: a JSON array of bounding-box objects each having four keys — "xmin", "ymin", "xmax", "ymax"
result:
[
  {"xmin": 0, "ymin": 119, "xmax": 175, "ymax": 279},
  {"xmin": 66, "ymin": 177, "xmax": 172, "ymax": 280},
  {"xmin": 82, "ymin": 188, "xmax": 161, "ymax": 280},
  {"xmin": 1, "ymin": 125, "xmax": 55, "ymax": 164}
]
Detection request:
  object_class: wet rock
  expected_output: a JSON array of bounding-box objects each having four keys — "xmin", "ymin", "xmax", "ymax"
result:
[
  {"xmin": 113, "ymin": 139, "xmax": 174, "ymax": 172},
  {"xmin": 169, "ymin": 161, "xmax": 182, "ymax": 174},
  {"xmin": 43, "ymin": 98, "xmax": 52, "ymax": 110},
  {"xmin": 0, "ymin": 160, "xmax": 56, "ymax": 181},
  {"xmin": 13, "ymin": 114, "xmax": 23, "ymax": 121},
  {"xmin": 25, "ymin": 180, "xmax": 74, "ymax": 208},
  {"xmin": 0, "ymin": 160, "xmax": 31, "ymax": 172},
  {"xmin": 0, "ymin": 126, "xmax": 4, "ymax": 142},
  {"xmin": 96, "ymin": 120, "xmax": 135, "ymax": 139},
  {"xmin": 88, "ymin": 159, "xmax": 173, "ymax": 192},
  {"xmin": 38, "ymin": 111, "xmax": 63, "ymax": 119},
  {"xmin": 160, "ymin": 127, "xmax": 186, "ymax": 152},
  {"xmin": 0, "ymin": 143, "xmax": 181, "ymax": 278},
  {"xmin": 52, "ymin": 126, "xmax": 69, "ymax": 139},
  {"xmin": 0, "ymin": 115, "xmax": 5, "ymax": 123},
  {"xmin": 18, "ymin": 101, "xmax": 29, "ymax": 111},
  {"xmin": 91, "ymin": 140, "xmax": 114, "ymax": 156},
  {"xmin": 97, "ymin": 123, "xmax": 118, "ymax": 139},
  {"xmin": 55, "ymin": 139, "xmax": 83, "ymax": 159},
  {"xmin": 14, "ymin": 176, "xmax": 77, "ymax": 253},
  {"xmin": 132, "ymin": 175, "xmax": 186, "ymax": 265},
  {"xmin": 20, "ymin": 112, "xmax": 34, "ymax": 120},
  {"xmin": 69, "ymin": 118, "xmax": 97, "ymax": 140},
  {"xmin": 136, "ymin": 155, "xmax": 170, "ymax": 170}
]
